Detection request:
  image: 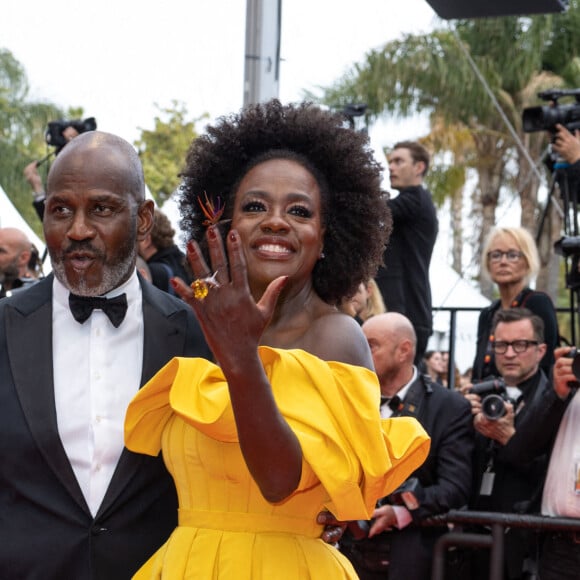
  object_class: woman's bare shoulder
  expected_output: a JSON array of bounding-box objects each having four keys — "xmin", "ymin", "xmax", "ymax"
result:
[{"xmin": 303, "ymin": 310, "xmax": 374, "ymax": 370}]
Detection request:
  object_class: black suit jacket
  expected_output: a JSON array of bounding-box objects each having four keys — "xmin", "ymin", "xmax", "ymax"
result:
[
  {"xmin": 341, "ymin": 374, "xmax": 474, "ymax": 580},
  {"xmin": 375, "ymin": 185, "xmax": 438, "ymax": 335},
  {"xmin": 0, "ymin": 274, "xmax": 211, "ymax": 580}
]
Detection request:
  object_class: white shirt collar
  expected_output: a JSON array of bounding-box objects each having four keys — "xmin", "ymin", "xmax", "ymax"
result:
[{"xmin": 53, "ymin": 269, "xmax": 140, "ymax": 313}]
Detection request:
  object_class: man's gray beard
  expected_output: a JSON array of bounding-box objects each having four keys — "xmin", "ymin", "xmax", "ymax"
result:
[
  {"xmin": 51, "ymin": 250, "xmax": 136, "ymax": 296},
  {"xmin": 0, "ymin": 260, "xmax": 20, "ymax": 285}
]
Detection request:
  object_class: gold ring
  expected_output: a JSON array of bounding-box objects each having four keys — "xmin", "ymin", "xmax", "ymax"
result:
[{"xmin": 190, "ymin": 271, "xmax": 220, "ymax": 301}]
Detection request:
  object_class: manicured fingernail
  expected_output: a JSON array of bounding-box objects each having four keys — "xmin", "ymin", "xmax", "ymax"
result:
[
  {"xmin": 208, "ymin": 227, "xmax": 216, "ymax": 239},
  {"xmin": 187, "ymin": 240, "xmax": 196, "ymax": 253},
  {"xmin": 229, "ymin": 231, "xmax": 237, "ymax": 242}
]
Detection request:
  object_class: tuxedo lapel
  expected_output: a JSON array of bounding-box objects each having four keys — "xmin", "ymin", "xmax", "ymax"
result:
[
  {"xmin": 98, "ymin": 280, "xmax": 189, "ymax": 518},
  {"xmin": 6, "ymin": 277, "xmax": 89, "ymax": 513},
  {"xmin": 139, "ymin": 283, "xmax": 191, "ymax": 386}
]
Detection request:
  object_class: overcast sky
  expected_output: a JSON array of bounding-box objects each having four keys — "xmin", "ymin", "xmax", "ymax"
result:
[
  {"xmin": 3, "ymin": 0, "xmax": 438, "ymax": 145},
  {"xmin": 3, "ymin": 2, "xmax": 496, "ymax": 363}
]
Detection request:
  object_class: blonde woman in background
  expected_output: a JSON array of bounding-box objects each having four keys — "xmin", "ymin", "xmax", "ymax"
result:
[{"xmin": 471, "ymin": 226, "xmax": 559, "ymax": 381}]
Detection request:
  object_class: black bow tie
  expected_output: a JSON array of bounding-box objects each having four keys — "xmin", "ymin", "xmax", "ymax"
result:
[
  {"xmin": 69, "ymin": 293, "xmax": 128, "ymax": 328},
  {"xmin": 380, "ymin": 395, "xmax": 402, "ymax": 412}
]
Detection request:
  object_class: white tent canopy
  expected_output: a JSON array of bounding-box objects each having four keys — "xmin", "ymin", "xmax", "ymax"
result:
[{"xmin": 428, "ymin": 256, "xmax": 490, "ymax": 373}]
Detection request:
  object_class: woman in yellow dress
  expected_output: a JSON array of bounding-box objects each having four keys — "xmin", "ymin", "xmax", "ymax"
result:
[{"xmin": 125, "ymin": 100, "xmax": 430, "ymax": 579}]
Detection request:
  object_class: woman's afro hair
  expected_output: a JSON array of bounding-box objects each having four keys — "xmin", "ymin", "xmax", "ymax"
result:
[{"xmin": 179, "ymin": 99, "xmax": 391, "ymax": 304}]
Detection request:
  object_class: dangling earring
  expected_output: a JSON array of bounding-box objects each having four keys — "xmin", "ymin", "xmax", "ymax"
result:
[{"xmin": 319, "ymin": 251, "xmax": 325, "ymax": 260}]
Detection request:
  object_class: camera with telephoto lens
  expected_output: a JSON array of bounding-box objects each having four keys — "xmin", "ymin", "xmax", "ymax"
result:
[
  {"xmin": 565, "ymin": 346, "xmax": 580, "ymax": 389},
  {"xmin": 469, "ymin": 377, "xmax": 509, "ymax": 420},
  {"xmin": 522, "ymin": 89, "xmax": 580, "ymax": 134},
  {"xmin": 45, "ymin": 117, "xmax": 97, "ymax": 150}
]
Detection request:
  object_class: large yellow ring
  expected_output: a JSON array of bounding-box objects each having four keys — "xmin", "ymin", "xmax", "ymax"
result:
[
  {"xmin": 190, "ymin": 278, "xmax": 209, "ymax": 301},
  {"xmin": 190, "ymin": 271, "xmax": 220, "ymax": 301}
]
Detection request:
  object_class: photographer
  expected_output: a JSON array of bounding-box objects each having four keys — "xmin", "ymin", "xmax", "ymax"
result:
[
  {"xmin": 497, "ymin": 345, "xmax": 579, "ymax": 580},
  {"xmin": 339, "ymin": 313, "xmax": 474, "ymax": 580},
  {"xmin": 552, "ymin": 123, "xmax": 580, "ymax": 166},
  {"xmin": 23, "ymin": 119, "xmax": 95, "ymax": 221},
  {"xmin": 464, "ymin": 307, "xmax": 554, "ymax": 579}
]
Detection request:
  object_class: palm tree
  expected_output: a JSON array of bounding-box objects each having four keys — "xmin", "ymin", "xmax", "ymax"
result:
[
  {"xmin": 419, "ymin": 118, "xmax": 475, "ymax": 276},
  {"xmin": 318, "ymin": 11, "xmax": 580, "ymax": 298}
]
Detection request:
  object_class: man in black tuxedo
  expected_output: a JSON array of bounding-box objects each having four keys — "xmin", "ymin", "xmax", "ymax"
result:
[
  {"xmin": 464, "ymin": 307, "xmax": 552, "ymax": 579},
  {"xmin": 0, "ymin": 131, "xmax": 211, "ymax": 579},
  {"xmin": 374, "ymin": 141, "xmax": 438, "ymax": 364},
  {"xmin": 340, "ymin": 312, "xmax": 474, "ymax": 580}
]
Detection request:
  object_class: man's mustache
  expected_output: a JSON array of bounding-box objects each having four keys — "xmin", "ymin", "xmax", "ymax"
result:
[{"xmin": 61, "ymin": 241, "xmax": 105, "ymax": 259}]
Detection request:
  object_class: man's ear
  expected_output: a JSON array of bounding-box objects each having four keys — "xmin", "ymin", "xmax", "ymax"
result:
[
  {"xmin": 137, "ymin": 200, "xmax": 155, "ymax": 241},
  {"xmin": 414, "ymin": 160, "xmax": 426, "ymax": 178},
  {"xmin": 18, "ymin": 249, "xmax": 32, "ymax": 271},
  {"xmin": 537, "ymin": 342, "xmax": 548, "ymax": 363},
  {"xmin": 398, "ymin": 338, "xmax": 413, "ymax": 361}
]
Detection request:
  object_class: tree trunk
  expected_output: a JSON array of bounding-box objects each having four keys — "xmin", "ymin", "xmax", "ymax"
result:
[
  {"xmin": 451, "ymin": 185, "xmax": 464, "ymax": 274},
  {"xmin": 472, "ymin": 135, "xmax": 507, "ymax": 299}
]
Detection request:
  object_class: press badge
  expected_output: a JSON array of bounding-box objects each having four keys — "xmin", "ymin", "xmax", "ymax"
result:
[{"xmin": 480, "ymin": 470, "xmax": 495, "ymax": 496}]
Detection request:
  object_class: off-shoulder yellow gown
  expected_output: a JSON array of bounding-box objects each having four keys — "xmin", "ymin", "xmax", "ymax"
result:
[{"xmin": 125, "ymin": 347, "xmax": 430, "ymax": 579}]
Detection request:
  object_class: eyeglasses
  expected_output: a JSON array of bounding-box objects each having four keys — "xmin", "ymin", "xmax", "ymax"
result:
[
  {"xmin": 492, "ymin": 340, "xmax": 539, "ymax": 354},
  {"xmin": 487, "ymin": 250, "xmax": 524, "ymax": 263}
]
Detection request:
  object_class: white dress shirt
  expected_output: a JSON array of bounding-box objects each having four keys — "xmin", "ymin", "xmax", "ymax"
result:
[
  {"xmin": 379, "ymin": 366, "xmax": 418, "ymax": 530},
  {"xmin": 542, "ymin": 392, "xmax": 580, "ymax": 518},
  {"xmin": 380, "ymin": 367, "xmax": 417, "ymax": 419},
  {"xmin": 53, "ymin": 271, "xmax": 144, "ymax": 516}
]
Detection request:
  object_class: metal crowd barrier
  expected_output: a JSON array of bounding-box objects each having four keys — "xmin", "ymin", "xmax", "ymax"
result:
[
  {"xmin": 433, "ymin": 305, "xmax": 483, "ymax": 391},
  {"xmin": 423, "ymin": 509, "xmax": 580, "ymax": 580}
]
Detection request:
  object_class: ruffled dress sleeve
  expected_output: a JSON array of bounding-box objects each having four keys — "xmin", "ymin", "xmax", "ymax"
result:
[{"xmin": 125, "ymin": 346, "xmax": 430, "ymax": 521}]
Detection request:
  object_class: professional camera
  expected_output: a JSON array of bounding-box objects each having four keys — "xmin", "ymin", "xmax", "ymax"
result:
[
  {"xmin": 468, "ymin": 377, "xmax": 509, "ymax": 420},
  {"xmin": 565, "ymin": 346, "xmax": 580, "ymax": 389},
  {"xmin": 554, "ymin": 238, "xmax": 580, "ymax": 289},
  {"xmin": 45, "ymin": 117, "xmax": 97, "ymax": 150},
  {"xmin": 523, "ymin": 89, "xmax": 580, "ymax": 134}
]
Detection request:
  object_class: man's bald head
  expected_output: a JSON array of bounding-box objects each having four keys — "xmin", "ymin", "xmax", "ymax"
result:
[
  {"xmin": 47, "ymin": 131, "xmax": 145, "ymax": 203},
  {"xmin": 364, "ymin": 313, "xmax": 417, "ymax": 349},
  {"xmin": 0, "ymin": 228, "xmax": 31, "ymax": 252},
  {"xmin": 363, "ymin": 313, "xmax": 417, "ymax": 393}
]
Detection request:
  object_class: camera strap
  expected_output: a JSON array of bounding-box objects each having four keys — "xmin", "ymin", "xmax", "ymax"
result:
[{"xmin": 480, "ymin": 440, "xmax": 497, "ymax": 496}]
